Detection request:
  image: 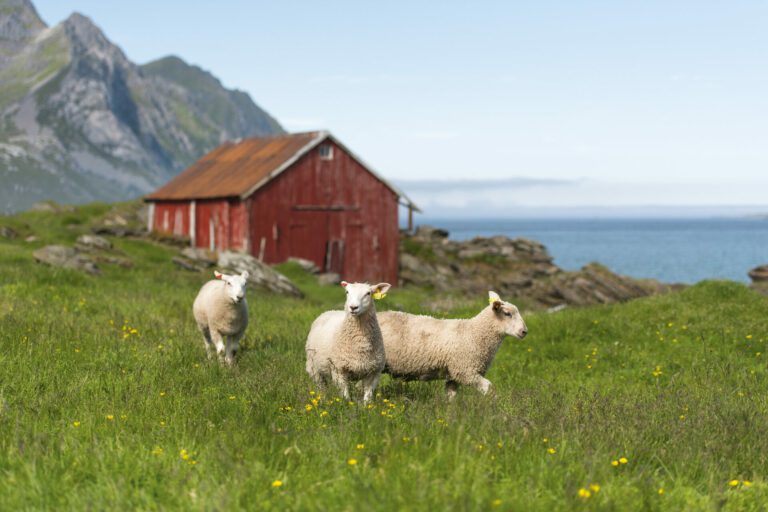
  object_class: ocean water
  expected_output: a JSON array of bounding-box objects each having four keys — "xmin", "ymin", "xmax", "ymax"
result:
[{"xmin": 415, "ymin": 218, "xmax": 768, "ymax": 284}]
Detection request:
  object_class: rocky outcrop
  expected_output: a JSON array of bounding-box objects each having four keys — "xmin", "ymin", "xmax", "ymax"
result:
[
  {"xmin": 33, "ymin": 245, "xmax": 100, "ymax": 275},
  {"xmin": 174, "ymin": 247, "xmax": 303, "ymax": 298},
  {"xmin": 749, "ymin": 265, "xmax": 768, "ymax": 295},
  {"xmin": 400, "ymin": 225, "xmax": 675, "ymax": 309}
]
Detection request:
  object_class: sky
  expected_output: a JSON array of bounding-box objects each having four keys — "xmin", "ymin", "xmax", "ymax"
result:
[{"xmin": 33, "ymin": 1, "xmax": 768, "ymax": 215}]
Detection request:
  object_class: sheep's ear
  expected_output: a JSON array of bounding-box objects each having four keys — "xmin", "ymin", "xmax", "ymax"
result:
[
  {"xmin": 488, "ymin": 291, "xmax": 502, "ymax": 310},
  {"xmin": 241, "ymin": 271, "xmax": 250, "ymax": 281},
  {"xmin": 214, "ymin": 271, "xmax": 223, "ymax": 280},
  {"xmin": 372, "ymin": 283, "xmax": 391, "ymax": 295},
  {"xmin": 341, "ymin": 281, "xmax": 349, "ymax": 288}
]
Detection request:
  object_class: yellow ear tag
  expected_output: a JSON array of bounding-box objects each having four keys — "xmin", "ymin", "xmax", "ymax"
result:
[
  {"xmin": 373, "ymin": 291, "xmax": 386, "ymax": 300},
  {"xmin": 489, "ymin": 297, "xmax": 497, "ymax": 305}
]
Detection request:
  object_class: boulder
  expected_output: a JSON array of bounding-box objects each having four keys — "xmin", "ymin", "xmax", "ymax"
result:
[
  {"xmin": 288, "ymin": 257, "xmax": 320, "ymax": 274},
  {"xmin": 748, "ymin": 265, "xmax": 768, "ymax": 283},
  {"xmin": 317, "ymin": 272, "xmax": 341, "ymax": 286},
  {"xmin": 180, "ymin": 247, "xmax": 218, "ymax": 267},
  {"xmin": 0, "ymin": 226, "xmax": 17, "ymax": 239},
  {"xmin": 33, "ymin": 245, "xmax": 100, "ymax": 275},
  {"xmin": 75, "ymin": 234, "xmax": 112, "ymax": 251},
  {"xmin": 218, "ymin": 251, "xmax": 303, "ymax": 297}
]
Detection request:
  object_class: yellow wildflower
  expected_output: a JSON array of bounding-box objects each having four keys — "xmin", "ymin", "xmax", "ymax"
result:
[
  {"xmin": 356, "ymin": 444, "xmax": 365, "ymax": 450},
  {"xmin": 658, "ymin": 488, "xmax": 664, "ymax": 495},
  {"xmin": 106, "ymin": 414, "xmax": 114, "ymax": 421},
  {"xmin": 180, "ymin": 449, "xmax": 190, "ymax": 461},
  {"xmin": 619, "ymin": 457, "xmax": 628, "ymax": 464},
  {"xmin": 577, "ymin": 488, "xmax": 591, "ymax": 499},
  {"xmin": 589, "ymin": 484, "xmax": 601, "ymax": 493},
  {"xmin": 320, "ymin": 411, "xmax": 328, "ymax": 417},
  {"xmin": 271, "ymin": 480, "xmax": 283, "ymax": 488},
  {"xmin": 151, "ymin": 446, "xmax": 164, "ymax": 456},
  {"xmin": 743, "ymin": 480, "xmax": 752, "ymax": 487},
  {"xmin": 492, "ymin": 499, "xmax": 502, "ymax": 507},
  {"xmin": 729, "ymin": 479, "xmax": 740, "ymax": 487},
  {"xmin": 347, "ymin": 458, "xmax": 358, "ymax": 466},
  {"xmin": 611, "ymin": 460, "xmax": 619, "ymax": 467},
  {"xmin": 72, "ymin": 421, "xmax": 81, "ymax": 428},
  {"xmin": 305, "ymin": 404, "xmax": 313, "ymax": 412},
  {"xmin": 547, "ymin": 447, "xmax": 556, "ymax": 454}
]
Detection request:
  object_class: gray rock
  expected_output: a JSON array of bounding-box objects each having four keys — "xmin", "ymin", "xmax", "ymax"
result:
[
  {"xmin": 288, "ymin": 257, "xmax": 320, "ymax": 274},
  {"xmin": 0, "ymin": 226, "xmax": 17, "ymax": 239},
  {"xmin": 748, "ymin": 265, "xmax": 768, "ymax": 283},
  {"xmin": 180, "ymin": 247, "xmax": 218, "ymax": 266},
  {"xmin": 24, "ymin": 235, "xmax": 38, "ymax": 243},
  {"xmin": 76, "ymin": 234, "xmax": 112, "ymax": 251},
  {"xmin": 218, "ymin": 251, "xmax": 302, "ymax": 297},
  {"xmin": 317, "ymin": 273, "xmax": 341, "ymax": 286},
  {"xmin": 33, "ymin": 245, "xmax": 99, "ymax": 275}
]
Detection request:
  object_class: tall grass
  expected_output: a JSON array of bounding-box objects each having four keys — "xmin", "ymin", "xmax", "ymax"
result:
[{"xmin": 1, "ymin": 207, "xmax": 767, "ymax": 510}]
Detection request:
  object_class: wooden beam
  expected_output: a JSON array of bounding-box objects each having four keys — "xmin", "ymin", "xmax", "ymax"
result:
[{"xmin": 292, "ymin": 204, "xmax": 360, "ymax": 211}]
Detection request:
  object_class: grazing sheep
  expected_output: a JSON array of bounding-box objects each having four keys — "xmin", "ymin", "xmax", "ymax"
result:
[
  {"xmin": 305, "ymin": 281, "xmax": 391, "ymax": 402},
  {"xmin": 378, "ymin": 291, "xmax": 527, "ymax": 398},
  {"xmin": 193, "ymin": 270, "xmax": 250, "ymax": 366}
]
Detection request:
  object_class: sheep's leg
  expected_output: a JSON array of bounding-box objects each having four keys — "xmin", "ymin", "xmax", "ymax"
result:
[
  {"xmin": 225, "ymin": 332, "xmax": 243, "ymax": 366},
  {"xmin": 199, "ymin": 325, "xmax": 214, "ymax": 360},
  {"xmin": 362, "ymin": 373, "xmax": 381, "ymax": 403},
  {"xmin": 332, "ymin": 371, "xmax": 351, "ymax": 401},
  {"xmin": 468, "ymin": 375, "xmax": 493, "ymax": 395},
  {"xmin": 445, "ymin": 380, "xmax": 459, "ymax": 400},
  {"xmin": 210, "ymin": 331, "xmax": 226, "ymax": 363}
]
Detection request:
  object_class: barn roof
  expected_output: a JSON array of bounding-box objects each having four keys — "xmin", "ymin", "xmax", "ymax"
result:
[{"xmin": 145, "ymin": 131, "xmax": 420, "ymax": 211}]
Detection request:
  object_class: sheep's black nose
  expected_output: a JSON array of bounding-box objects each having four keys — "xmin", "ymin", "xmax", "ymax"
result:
[
  {"xmin": 521, "ymin": 329, "xmax": 528, "ymax": 337},
  {"xmin": 350, "ymin": 305, "xmax": 359, "ymax": 312}
]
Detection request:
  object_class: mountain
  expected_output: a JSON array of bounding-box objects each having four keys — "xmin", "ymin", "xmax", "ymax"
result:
[{"xmin": 0, "ymin": 0, "xmax": 283, "ymax": 213}]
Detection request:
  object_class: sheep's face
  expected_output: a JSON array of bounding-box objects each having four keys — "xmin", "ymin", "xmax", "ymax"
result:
[
  {"xmin": 489, "ymin": 291, "xmax": 527, "ymax": 339},
  {"xmin": 341, "ymin": 281, "xmax": 391, "ymax": 317},
  {"xmin": 215, "ymin": 270, "xmax": 250, "ymax": 304}
]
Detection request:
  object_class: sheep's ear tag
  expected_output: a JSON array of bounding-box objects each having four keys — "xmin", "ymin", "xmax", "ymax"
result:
[
  {"xmin": 214, "ymin": 271, "xmax": 223, "ymax": 280},
  {"xmin": 488, "ymin": 291, "xmax": 501, "ymax": 306},
  {"xmin": 373, "ymin": 291, "xmax": 386, "ymax": 300}
]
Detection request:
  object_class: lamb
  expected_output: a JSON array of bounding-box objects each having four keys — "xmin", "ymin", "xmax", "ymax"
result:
[
  {"xmin": 192, "ymin": 270, "xmax": 250, "ymax": 366},
  {"xmin": 305, "ymin": 281, "xmax": 391, "ymax": 402},
  {"xmin": 378, "ymin": 291, "xmax": 527, "ymax": 398}
]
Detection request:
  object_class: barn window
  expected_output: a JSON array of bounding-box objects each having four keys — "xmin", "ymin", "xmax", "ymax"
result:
[{"xmin": 319, "ymin": 144, "xmax": 334, "ymax": 160}]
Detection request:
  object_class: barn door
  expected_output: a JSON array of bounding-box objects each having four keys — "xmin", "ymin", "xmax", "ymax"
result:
[{"xmin": 325, "ymin": 239, "xmax": 345, "ymax": 275}]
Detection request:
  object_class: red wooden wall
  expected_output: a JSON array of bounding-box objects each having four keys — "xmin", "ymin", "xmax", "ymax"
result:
[{"xmin": 248, "ymin": 139, "xmax": 399, "ymax": 284}]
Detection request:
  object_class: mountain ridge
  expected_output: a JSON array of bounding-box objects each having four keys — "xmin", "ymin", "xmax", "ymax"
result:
[{"xmin": 0, "ymin": 0, "xmax": 283, "ymax": 213}]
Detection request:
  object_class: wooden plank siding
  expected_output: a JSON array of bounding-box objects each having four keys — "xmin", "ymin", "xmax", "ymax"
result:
[{"xmin": 248, "ymin": 139, "xmax": 399, "ymax": 283}]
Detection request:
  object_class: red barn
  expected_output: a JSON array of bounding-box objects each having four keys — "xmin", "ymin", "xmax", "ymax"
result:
[{"xmin": 144, "ymin": 131, "xmax": 418, "ymax": 283}]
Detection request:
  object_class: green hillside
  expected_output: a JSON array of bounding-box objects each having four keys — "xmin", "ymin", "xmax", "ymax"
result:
[{"xmin": 1, "ymin": 206, "xmax": 768, "ymax": 510}]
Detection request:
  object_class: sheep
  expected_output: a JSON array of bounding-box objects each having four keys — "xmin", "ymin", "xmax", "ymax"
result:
[
  {"xmin": 305, "ymin": 281, "xmax": 391, "ymax": 403},
  {"xmin": 192, "ymin": 270, "xmax": 250, "ymax": 366},
  {"xmin": 377, "ymin": 291, "xmax": 527, "ymax": 399}
]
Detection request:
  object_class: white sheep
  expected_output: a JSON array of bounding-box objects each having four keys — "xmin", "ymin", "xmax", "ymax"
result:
[
  {"xmin": 378, "ymin": 291, "xmax": 527, "ymax": 398},
  {"xmin": 305, "ymin": 281, "xmax": 391, "ymax": 402},
  {"xmin": 192, "ymin": 270, "xmax": 250, "ymax": 366}
]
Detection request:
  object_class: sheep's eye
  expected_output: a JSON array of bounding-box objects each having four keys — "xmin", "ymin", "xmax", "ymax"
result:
[
  {"xmin": 366, "ymin": 292, "xmax": 371, "ymax": 296},
  {"xmin": 503, "ymin": 311, "xmax": 512, "ymax": 317}
]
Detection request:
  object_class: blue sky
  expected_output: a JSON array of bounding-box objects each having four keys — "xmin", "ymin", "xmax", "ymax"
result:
[{"xmin": 34, "ymin": 1, "xmax": 768, "ymax": 212}]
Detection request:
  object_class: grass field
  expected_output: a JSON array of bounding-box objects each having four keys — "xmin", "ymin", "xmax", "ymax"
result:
[{"xmin": 2, "ymin": 205, "xmax": 768, "ymax": 510}]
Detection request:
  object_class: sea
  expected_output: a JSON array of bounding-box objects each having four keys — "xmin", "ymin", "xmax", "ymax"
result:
[{"xmin": 413, "ymin": 218, "xmax": 768, "ymax": 284}]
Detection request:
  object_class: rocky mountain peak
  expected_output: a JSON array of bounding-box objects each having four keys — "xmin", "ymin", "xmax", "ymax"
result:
[
  {"xmin": 62, "ymin": 12, "xmax": 127, "ymax": 64},
  {"xmin": 0, "ymin": 0, "xmax": 46, "ymax": 53}
]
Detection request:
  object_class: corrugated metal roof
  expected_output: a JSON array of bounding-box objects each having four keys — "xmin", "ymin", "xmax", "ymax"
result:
[
  {"xmin": 145, "ymin": 132, "xmax": 322, "ymax": 201},
  {"xmin": 145, "ymin": 131, "xmax": 420, "ymax": 211}
]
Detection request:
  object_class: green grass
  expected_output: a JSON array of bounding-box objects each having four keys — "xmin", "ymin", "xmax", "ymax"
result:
[{"xmin": 2, "ymin": 207, "xmax": 768, "ymax": 510}]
